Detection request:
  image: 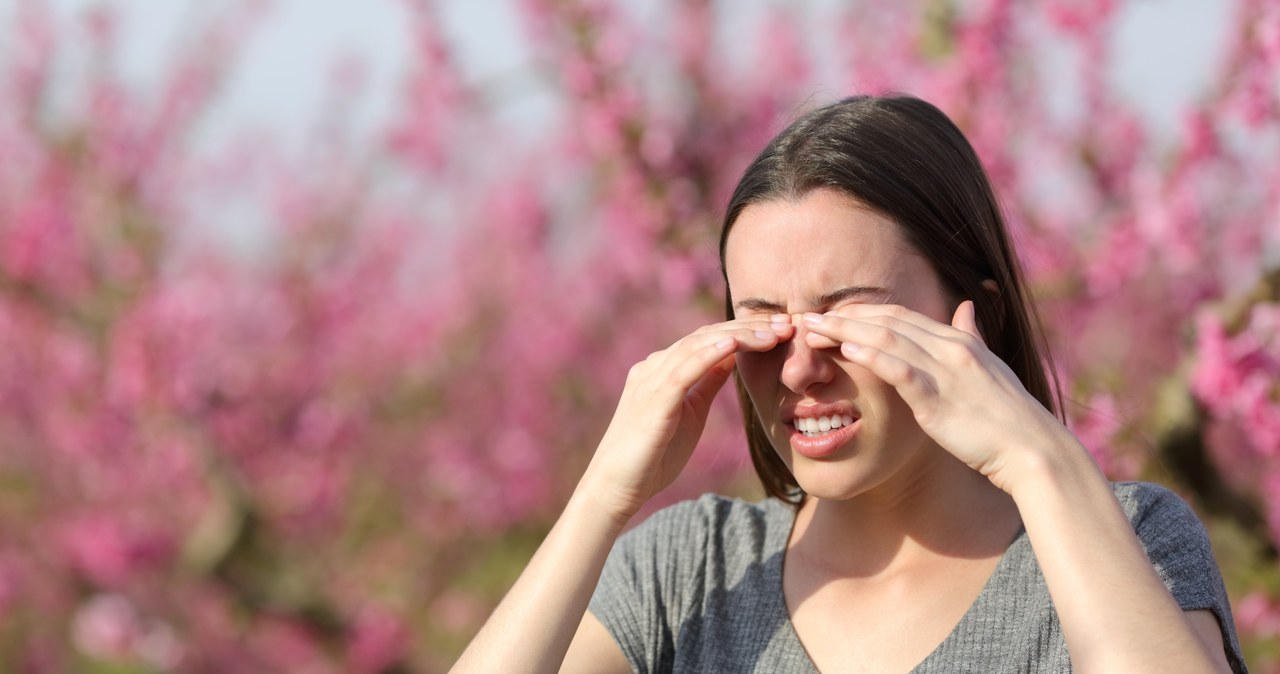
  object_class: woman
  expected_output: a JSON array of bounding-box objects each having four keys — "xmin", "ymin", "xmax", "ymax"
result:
[{"xmin": 452, "ymin": 95, "xmax": 1246, "ymax": 673}]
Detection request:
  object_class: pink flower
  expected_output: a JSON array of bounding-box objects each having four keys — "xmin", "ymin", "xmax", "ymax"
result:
[
  {"xmin": 346, "ymin": 606, "xmax": 408, "ymax": 674},
  {"xmin": 72, "ymin": 594, "xmax": 139, "ymax": 660},
  {"xmin": 58, "ymin": 515, "xmax": 172, "ymax": 588},
  {"xmin": 0, "ymin": 553, "xmax": 25, "ymax": 614},
  {"xmin": 1192, "ymin": 304, "xmax": 1280, "ymax": 459},
  {"xmin": 71, "ymin": 593, "xmax": 183, "ymax": 667},
  {"xmin": 1236, "ymin": 592, "xmax": 1280, "ymax": 637},
  {"xmin": 1069, "ymin": 394, "xmax": 1128, "ymax": 477},
  {"xmin": 3, "ymin": 0, "xmax": 1280, "ymax": 669}
]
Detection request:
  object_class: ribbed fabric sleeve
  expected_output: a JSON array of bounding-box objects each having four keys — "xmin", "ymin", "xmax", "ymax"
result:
[
  {"xmin": 586, "ymin": 482, "xmax": 1247, "ymax": 673},
  {"xmin": 1117, "ymin": 482, "xmax": 1247, "ymax": 673}
]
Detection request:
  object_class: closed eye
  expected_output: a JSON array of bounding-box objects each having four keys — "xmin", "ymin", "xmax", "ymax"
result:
[{"xmin": 732, "ymin": 286, "xmax": 892, "ymax": 315}]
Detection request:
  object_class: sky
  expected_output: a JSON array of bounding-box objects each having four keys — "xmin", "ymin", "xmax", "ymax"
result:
[{"xmin": 18, "ymin": 0, "xmax": 1234, "ymax": 149}]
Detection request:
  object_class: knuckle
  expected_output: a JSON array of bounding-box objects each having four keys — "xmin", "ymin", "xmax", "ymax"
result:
[
  {"xmin": 955, "ymin": 329, "xmax": 982, "ymax": 348},
  {"xmin": 944, "ymin": 338, "xmax": 979, "ymax": 365},
  {"xmin": 871, "ymin": 327, "xmax": 898, "ymax": 349},
  {"xmin": 666, "ymin": 361, "xmax": 695, "ymax": 387},
  {"xmin": 664, "ymin": 359, "xmax": 684, "ymax": 381},
  {"xmin": 628, "ymin": 360, "xmax": 652, "ymax": 380},
  {"xmin": 894, "ymin": 362, "xmax": 916, "ymax": 384},
  {"xmin": 859, "ymin": 347, "xmax": 885, "ymax": 369}
]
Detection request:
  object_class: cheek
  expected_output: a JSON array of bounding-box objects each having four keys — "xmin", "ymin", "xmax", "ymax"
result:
[
  {"xmin": 852, "ymin": 367, "xmax": 915, "ymax": 419},
  {"xmin": 734, "ymin": 350, "xmax": 784, "ymax": 402},
  {"xmin": 832, "ymin": 361, "xmax": 902, "ymax": 410}
]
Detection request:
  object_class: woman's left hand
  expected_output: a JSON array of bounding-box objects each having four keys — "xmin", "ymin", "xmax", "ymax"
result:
[{"xmin": 801, "ymin": 301, "xmax": 1076, "ymax": 494}]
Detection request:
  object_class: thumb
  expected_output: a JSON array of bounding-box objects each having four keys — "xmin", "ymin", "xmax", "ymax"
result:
[{"xmin": 952, "ymin": 300, "xmax": 983, "ymax": 342}]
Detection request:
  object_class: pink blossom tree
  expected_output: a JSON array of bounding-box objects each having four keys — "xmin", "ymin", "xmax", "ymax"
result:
[{"xmin": 0, "ymin": 0, "xmax": 1277, "ymax": 671}]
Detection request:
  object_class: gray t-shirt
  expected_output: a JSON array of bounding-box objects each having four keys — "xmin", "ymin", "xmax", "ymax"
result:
[{"xmin": 588, "ymin": 481, "xmax": 1247, "ymax": 673}]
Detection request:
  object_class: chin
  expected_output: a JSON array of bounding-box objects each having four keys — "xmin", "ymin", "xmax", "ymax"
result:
[
  {"xmin": 788, "ymin": 463, "xmax": 885, "ymax": 502},
  {"xmin": 797, "ymin": 483, "xmax": 874, "ymax": 502}
]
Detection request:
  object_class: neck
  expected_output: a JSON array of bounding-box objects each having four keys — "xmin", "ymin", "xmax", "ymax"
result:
[{"xmin": 787, "ymin": 449, "xmax": 1021, "ymax": 579}]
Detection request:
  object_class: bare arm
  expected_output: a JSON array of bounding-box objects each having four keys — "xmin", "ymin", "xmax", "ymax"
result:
[
  {"xmin": 450, "ymin": 488, "xmax": 626, "ymax": 674},
  {"xmin": 450, "ymin": 317, "xmax": 794, "ymax": 673},
  {"xmin": 805, "ymin": 301, "xmax": 1234, "ymax": 672},
  {"xmin": 560, "ymin": 611, "xmax": 632, "ymax": 673},
  {"xmin": 1007, "ymin": 441, "xmax": 1232, "ymax": 673}
]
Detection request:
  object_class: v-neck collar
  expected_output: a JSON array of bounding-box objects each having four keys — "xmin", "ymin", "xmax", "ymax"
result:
[{"xmin": 763, "ymin": 498, "xmax": 1030, "ymax": 673}]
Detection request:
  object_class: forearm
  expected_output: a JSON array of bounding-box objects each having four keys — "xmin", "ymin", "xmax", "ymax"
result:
[
  {"xmin": 450, "ymin": 319, "xmax": 778, "ymax": 672},
  {"xmin": 1009, "ymin": 439, "xmax": 1226, "ymax": 673},
  {"xmin": 450, "ymin": 486, "xmax": 628, "ymax": 674}
]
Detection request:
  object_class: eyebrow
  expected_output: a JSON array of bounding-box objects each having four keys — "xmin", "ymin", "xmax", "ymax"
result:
[{"xmin": 733, "ymin": 285, "xmax": 892, "ymax": 314}]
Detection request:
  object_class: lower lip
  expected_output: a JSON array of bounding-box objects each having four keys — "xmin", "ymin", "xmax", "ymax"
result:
[{"xmin": 789, "ymin": 420, "xmax": 859, "ymax": 459}]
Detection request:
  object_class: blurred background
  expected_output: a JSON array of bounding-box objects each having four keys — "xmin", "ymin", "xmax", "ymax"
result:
[{"xmin": 1, "ymin": 0, "xmax": 1278, "ymax": 671}]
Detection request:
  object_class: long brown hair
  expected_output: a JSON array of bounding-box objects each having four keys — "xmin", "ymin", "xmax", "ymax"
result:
[{"xmin": 719, "ymin": 94, "xmax": 1062, "ymax": 504}]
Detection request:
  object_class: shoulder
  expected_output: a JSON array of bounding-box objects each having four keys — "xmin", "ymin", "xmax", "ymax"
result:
[
  {"xmin": 1109, "ymin": 481, "xmax": 1213, "ymax": 567},
  {"xmin": 1109, "ymin": 482, "xmax": 1246, "ymax": 670},
  {"xmin": 625, "ymin": 493, "xmax": 794, "ymax": 538},
  {"xmin": 1111, "ymin": 480, "xmax": 1194, "ymax": 519},
  {"xmin": 614, "ymin": 493, "xmax": 795, "ymax": 570},
  {"xmin": 1110, "ymin": 481, "xmax": 1208, "ymax": 543},
  {"xmin": 589, "ymin": 494, "xmax": 798, "ymax": 671},
  {"xmin": 600, "ymin": 493, "xmax": 797, "ymax": 594}
]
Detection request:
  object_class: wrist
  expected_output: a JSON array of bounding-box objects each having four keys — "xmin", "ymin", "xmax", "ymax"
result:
[
  {"xmin": 569, "ymin": 471, "xmax": 642, "ymax": 532},
  {"xmin": 993, "ymin": 424, "xmax": 1105, "ymax": 503},
  {"xmin": 999, "ymin": 432, "xmax": 1108, "ymax": 506}
]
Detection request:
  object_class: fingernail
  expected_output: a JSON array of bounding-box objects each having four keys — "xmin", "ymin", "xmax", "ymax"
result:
[
  {"xmin": 803, "ymin": 312, "xmax": 823, "ymax": 325},
  {"xmin": 753, "ymin": 330, "xmax": 774, "ymax": 340},
  {"xmin": 770, "ymin": 313, "xmax": 789, "ymax": 323},
  {"xmin": 841, "ymin": 342, "xmax": 860, "ymax": 357},
  {"xmin": 715, "ymin": 337, "xmax": 734, "ymax": 349}
]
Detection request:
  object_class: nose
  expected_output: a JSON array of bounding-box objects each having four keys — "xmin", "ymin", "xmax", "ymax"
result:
[{"xmin": 779, "ymin": 313, "xmax": 837, "ymax": 394}]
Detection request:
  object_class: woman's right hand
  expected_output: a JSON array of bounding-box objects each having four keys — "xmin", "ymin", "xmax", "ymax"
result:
[
  {"xmin": 579, "ymin": 314, "xmax": 794, "ymax": 525},
  {"xmin": 452, "ymin": 316, "xmax": 791, "ymax": 674}
]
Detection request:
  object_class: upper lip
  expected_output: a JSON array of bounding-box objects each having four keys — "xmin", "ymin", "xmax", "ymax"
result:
[{"xmin": 783, "ymin": 402, "xmax": 861, "ymax": 424}]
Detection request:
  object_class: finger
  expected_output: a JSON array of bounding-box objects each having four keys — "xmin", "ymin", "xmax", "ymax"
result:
[
  {"xmin": 804, "ymin": 330, "xmax": 842, "ymax": 350},
  {"xmin": 681, "ymin": 317, "xmax": 794, "ymax": 354},
  {"xmin": 685, "ymin": 353, "xmax": 735, "ymax": 412},
  {"xmin": 824, "ymin": 303, "xmax": 957, "ymax": 339},
  {"xmin": 808, "ymin": 306, "xmax": 980, "ymax": 361},
  {"xmin": 691, "ymin": 314, "xmax": 793, "ymax": 337},
  {"xmin": 840, "ymin": 342, "xmax": 939, "ymax": 402},
  {"xmin": 660, "ymin": 321, "xmax": 791, "ymax": 390},
  {"xmin": 811, "ymin": 314, "xmax": 947, "ymax": 357},
  {"xmin": 663, "ymin": 336, "xmax": 748, "ymax": 396},
  {"xmin": 662, "ymin": 319, "xmax": 793, "ymax": 369},
  {"xmin": 802, "ymin": 312, "xmax": 938, "ymax": 364},
  {"xmin": 951, "ymin": 300, "xmax": 982, "ymax": 342}
]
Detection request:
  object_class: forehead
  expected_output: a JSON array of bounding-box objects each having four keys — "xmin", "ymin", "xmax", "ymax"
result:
[{"xmin": 724, "ymin": 189, "xmax": 925, "ymax": 307}]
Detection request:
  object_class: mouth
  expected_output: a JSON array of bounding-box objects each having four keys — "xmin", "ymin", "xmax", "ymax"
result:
[
  {"xmin": 792, "ymin": 413, "xmax": 856, "ymax": 438},
  {"xmin": 783, "ymin": 404, "xmax": 861, "ymax": 459}
]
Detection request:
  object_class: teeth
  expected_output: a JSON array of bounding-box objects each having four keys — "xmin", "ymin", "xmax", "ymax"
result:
[{"xmin": 795, "ymin": 414, "xmax": 856, "ymax": 437}]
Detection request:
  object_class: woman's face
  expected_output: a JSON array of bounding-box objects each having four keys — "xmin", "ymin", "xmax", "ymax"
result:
[{"xmin": 725, "ymin": 188, "xmax": 955, "ymax": 501}]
